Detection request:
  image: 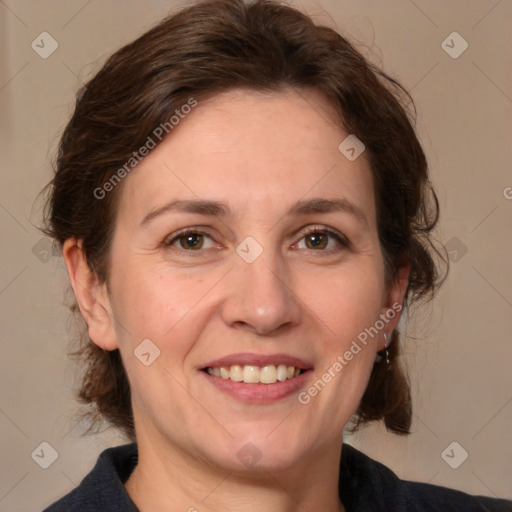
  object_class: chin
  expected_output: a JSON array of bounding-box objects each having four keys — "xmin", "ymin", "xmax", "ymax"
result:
[{"xmin": 205, "ymin": 431, "xmax": 315, "ymax": 475}]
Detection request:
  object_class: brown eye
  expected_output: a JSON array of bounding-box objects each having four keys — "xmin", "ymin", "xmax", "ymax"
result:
[
  {"xmin": 178, "ymin": 233, "xmax": 204, "ymax": 250},
  {"xmin": 305, "ymin": 232, "xmax": 328, "ymax": 249},
  {"xmin": 296, "ymin": 228, "xmax": 349, "ymax": 252},
  {"xmin": 165, "ymin": 230, "xmax": 215, "ymax": 251}
]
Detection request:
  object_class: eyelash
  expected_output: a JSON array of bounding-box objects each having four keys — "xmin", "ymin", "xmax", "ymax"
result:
[
  {"xmin": 163, "ymin": 228, "xmax": 217, "ymax": 255},
  {"xmin": 297, "ymin": 226, "xmax": 351, "ymax": 252},
  {"xmin": 163, "ymin": 225, "xmax": 351, "ymax": 255}
]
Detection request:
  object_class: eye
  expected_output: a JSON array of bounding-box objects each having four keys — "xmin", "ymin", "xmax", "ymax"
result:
[
  {"xmin": 294, "ymin": 227, "xmax": 350, "ymax": 252},
  {"xmin": 164, "ymin": 229, "xmax": 216, "ymax": 251}
]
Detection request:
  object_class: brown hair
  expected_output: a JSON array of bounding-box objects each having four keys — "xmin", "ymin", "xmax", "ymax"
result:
[{"xmin": 44, "ymin": 0, "xmax": 446, "ymax": 439}]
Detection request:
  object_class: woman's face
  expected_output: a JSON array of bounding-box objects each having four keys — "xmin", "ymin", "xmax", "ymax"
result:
[{"xmin": 88, "ymin": 88, "xmax": 405, "ymax": 472}]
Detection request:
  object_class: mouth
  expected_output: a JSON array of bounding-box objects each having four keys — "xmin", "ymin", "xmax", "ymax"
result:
[
  {"xmin": 202, "ymin": 364, "xmax": 307, "ymax": 384},
  {"xmin": 200, "ymin": 353, "xmax": 313, "ymax": 404}
]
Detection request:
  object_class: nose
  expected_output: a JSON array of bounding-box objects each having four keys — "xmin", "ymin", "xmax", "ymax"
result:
[{"xmin": 220, "ymin": 248, "xmax": 302, "ymax": 336}]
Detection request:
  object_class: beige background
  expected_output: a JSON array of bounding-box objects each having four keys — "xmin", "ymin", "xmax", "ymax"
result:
[{"xmin": 1, "ymin": 0, "xmax": 511, "ymax": 510}]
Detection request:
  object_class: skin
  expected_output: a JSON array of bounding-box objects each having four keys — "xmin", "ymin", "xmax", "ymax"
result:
[{"xmin": 63, "ymin": 88, "xmax": 408, "ymax": 512}]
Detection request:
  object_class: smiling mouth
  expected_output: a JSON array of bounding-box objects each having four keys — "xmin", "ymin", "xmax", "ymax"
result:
[{"xmin": 203, "ymin": 364, "xmax": 307, "ymax": 384}]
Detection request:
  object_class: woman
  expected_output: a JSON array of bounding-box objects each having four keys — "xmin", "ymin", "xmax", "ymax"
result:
[{"xmin": 42, "ymin": 0, "xmax": 512, "ymax": 510}]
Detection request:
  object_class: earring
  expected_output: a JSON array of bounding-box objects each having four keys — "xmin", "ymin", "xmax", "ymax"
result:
[
  {"xmin": 383, "ymin": 333, "xmax": 391, "ymax": 370},
  {"xmin": 375, "ymin": 332, "xmax": 392, "ymax": 370}
]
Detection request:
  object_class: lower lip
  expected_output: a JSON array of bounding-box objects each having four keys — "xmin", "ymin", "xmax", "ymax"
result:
[{"xmin": 201, "ymin": 370, "xmax": 312, "ymax": 404}]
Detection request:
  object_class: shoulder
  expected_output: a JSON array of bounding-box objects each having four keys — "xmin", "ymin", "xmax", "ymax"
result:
[
  {"xmin": 42, "ymin": 443, "xmax": 139, "ymax": 512},
  {"xmin": 340, "ymin": 443, "xmax": 512, "ymax": 512},
  {"xmin": 402, "ymin": 479, "xmax": 512, "ymax": 511}
]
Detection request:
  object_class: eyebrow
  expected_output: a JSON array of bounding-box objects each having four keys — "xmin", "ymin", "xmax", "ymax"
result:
[
  {"xmin": 289, "ymin": 198, "xmax": 368, "ymax": 229},
  {"xmin": 140, "ymin": 197, "xmax": 369, "ymax": 229},
  {"xmin": 140, "ymin": 199, "xmax": 229, "ymax": 226}
]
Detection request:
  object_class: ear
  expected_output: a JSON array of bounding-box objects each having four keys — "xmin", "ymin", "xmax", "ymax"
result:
[
  {"xmin": 378, "ymin": 263, "xmax": 410, "ymax": 350},
  {"xmin": 62, "ymin": 239, "xmax": 118, "ymax": 351}
]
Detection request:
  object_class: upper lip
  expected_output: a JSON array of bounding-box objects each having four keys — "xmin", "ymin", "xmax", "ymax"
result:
[{"xmin": 201, "ymin": 352, "xmax": 313, "ymax": 370}]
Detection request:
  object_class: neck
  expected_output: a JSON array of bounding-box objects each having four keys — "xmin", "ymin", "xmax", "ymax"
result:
[{"xmin": 125, "ymin": 435, "xmax": 346, "ymax": 512}]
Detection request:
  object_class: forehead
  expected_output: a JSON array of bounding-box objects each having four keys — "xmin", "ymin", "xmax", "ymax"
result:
[{"xmin": 118, "ymin": 88, "xmax": 376, "ymax": 227}]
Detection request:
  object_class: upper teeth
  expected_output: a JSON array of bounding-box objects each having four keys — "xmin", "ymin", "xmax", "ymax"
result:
[{"xmin": 206, "ymin": 364, "xmax": 301, "ymax": 384}]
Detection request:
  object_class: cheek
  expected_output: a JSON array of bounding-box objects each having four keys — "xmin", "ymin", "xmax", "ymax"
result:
[
  {"xmin": 107, "ymin": 265, "xmax": 218, "ymax": 407},
  {"xmin": 295, "ymin": 275, "xmax": 383, "ymax": 433},
  {"xmin": 108, "ymin": 260, "xmax": 222, "ymax": 348},
  {"xmin": 301, "ymin": 264, "xmax": 385, "ymax": 344}
]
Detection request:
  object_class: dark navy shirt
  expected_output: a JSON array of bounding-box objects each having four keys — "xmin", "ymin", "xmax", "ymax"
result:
[{"xmin": 43, "ymin": 442, "xmax": 512, "ymax": 511}]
